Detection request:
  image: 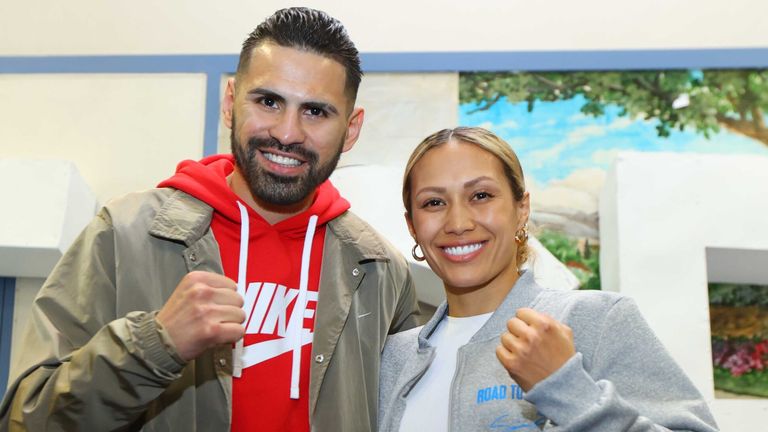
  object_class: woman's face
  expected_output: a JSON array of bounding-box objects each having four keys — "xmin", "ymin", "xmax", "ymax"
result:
[{"xmin": 407, "ymin": 140, "xmax": 529, "ymax": 295}]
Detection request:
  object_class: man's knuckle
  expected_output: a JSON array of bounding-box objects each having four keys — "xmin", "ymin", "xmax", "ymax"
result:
[
  {"xmin": 191, "ymin": 284, "xmax": 213, "ymax": 300},
  {"xmin": 203, "ymin": 322, "xmax": 220, "ymax": 340},
  {"xmin": 187, "ymin": 271, "xmax": 205, "ymax": 283},
  {"xmin": 192, "ymin": 303, "xmax": 212, "ymax": 319}
]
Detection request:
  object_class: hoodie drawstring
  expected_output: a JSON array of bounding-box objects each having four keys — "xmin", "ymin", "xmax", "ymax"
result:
[
  {"xmin": 290, "ymin": 214, "xmax": 318, "ymax": 399},
  {"xmin": 231, "ymin": 201, "xmax": 318, "ymax": 400},
  {"xmin": 233, "ymin": 201, "xmax": 249, "ymax": 378}
]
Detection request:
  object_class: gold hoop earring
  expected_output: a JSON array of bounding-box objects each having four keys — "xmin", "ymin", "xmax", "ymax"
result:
[
  {"xmin": 411, "ymin": 244, "xmax": 426, "ymax": 261},
  {"xmin": 514, "ymin": 223, "xmax": 529, "ymax": 244}
]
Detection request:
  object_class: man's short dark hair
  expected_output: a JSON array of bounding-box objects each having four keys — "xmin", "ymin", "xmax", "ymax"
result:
[{"xmin": 237, "ymin": 7, "xmax": 363, "ymax": 101}]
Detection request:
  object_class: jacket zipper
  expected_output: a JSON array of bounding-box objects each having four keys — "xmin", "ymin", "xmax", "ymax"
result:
[{"xmin": 447, "ymin": 346, "xmax": 466, "ymax": 432}]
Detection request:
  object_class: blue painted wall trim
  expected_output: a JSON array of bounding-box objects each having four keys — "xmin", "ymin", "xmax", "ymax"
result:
[
  {"xmin": 204, "ymin": 74, "xmax": 223, "ymax": 156},
  {"xmin": 361, "ymin": 48, "xmax": 768, "ymax": 71},
  {"xmin": 0, "ymin": 54, "xmax": 237, "ymax": 74},
  {"xmin": 2, "ymin": 48, "xmax": 767, "ymax": 156},
  {"xmin": 2, "ymin": 49, "xmax": 768, "ymax": 74},
  {"xmin": 0, "ymin": 277, "xmax": 15, "ymax": 391}
]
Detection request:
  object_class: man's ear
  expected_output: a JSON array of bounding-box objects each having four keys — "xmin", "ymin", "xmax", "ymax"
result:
[
  {"xmin": 341, "ymin": 107, "xmax": 365, "ymax": 153},
  {"xmin": 222, "ymin": 77, "xmax": 236, "ymax": 129}
]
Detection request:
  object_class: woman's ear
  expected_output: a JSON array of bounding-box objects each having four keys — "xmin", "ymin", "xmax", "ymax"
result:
[
  {"xmin": 518, "ymin": 191, "xmax": 531, "ymax": 229},
  {"xmin": 404, "ymin": 211, "xmax": 416, "ymax": 240}
]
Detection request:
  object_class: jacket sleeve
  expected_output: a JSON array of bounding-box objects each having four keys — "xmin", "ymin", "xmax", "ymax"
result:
[
  {"xmin": 387, "ymin": 259, "xmax": 421, "ymax": 334},
  {"xmin": 524, "ymin": 297, "xmax": 719, "ymax": 432},
  {"xmin": 0, "ymin": 210, "xmax": 185, "ymax": 431}
]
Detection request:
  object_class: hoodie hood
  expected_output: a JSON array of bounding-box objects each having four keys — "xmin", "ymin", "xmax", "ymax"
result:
[{"xmin": 158, "ymin": 154, "xmax": 350, "ymax": 234}]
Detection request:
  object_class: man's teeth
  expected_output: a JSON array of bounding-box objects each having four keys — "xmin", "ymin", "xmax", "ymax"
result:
[
  {"xmin": 444, "ymin": 243, "xmax": 483, "ymax": 256},
  {"xmin": 263, "ymin": 152, "xmax": 301, "ymax": 167}
]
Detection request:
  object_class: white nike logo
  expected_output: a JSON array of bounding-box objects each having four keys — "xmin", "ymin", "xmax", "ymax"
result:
[
  {"xmin": 236, "ymin": 281, "xmax": 318, "ymax": 369},
  {"xmin": 357, "ymin": 312, "xmax": 372, "ymax": 319},
  {"xmin": 241, "ymin": 329, "xmax": 313, "ymax": 369}
]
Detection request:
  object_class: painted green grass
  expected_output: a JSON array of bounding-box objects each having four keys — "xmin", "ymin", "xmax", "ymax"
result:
[
  {"xmin": 537, "ymin": 229, "xmax": 600, "ymax": 290},
  {"xmin": 714, "ymin": 367, "xmax": 768, "ymax": 398}
]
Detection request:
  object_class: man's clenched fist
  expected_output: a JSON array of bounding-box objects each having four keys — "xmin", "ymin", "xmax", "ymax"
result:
[{"xmin": 156, "ymin": 271, "xmax": 245, "ymax": 362}]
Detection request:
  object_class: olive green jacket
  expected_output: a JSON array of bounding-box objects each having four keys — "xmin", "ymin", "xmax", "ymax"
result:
[{"xmin": 0, "ymin": 188, "xmax": 420, "ymax": 431}]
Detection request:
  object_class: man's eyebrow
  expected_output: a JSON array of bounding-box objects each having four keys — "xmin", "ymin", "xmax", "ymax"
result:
[
  {"xmin": 246, "ymin": 88, "xmax": 285, "ymax": 103},
  {"xmin": 302, "ymin": 101, "xmax": 339, "ymax": 116}
]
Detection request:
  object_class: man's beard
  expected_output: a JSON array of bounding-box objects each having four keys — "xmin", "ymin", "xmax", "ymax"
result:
[{"xmin": 231, "ymin": 128, "xmax": 343, "ymax": 206}]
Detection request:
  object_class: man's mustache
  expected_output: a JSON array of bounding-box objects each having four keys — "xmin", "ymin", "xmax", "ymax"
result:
[{"xmin": 247, "ymin": 136, "xmax": 318, "ymax": 163}]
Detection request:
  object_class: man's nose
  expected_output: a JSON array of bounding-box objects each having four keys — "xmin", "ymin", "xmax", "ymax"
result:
[{"xmin": 269, "ymin": 110, "xmax": 306, "ymax": 145}]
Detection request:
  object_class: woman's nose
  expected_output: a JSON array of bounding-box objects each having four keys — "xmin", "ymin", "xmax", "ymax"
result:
[{"xmin": 444, "ymin": 203, "xmax": 475, "ymax": 235}]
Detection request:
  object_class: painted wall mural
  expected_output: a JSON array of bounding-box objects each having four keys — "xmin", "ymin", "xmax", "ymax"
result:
[
  {"xmin": 459, "ymin": 69, "xmax": 768, "ymax": 290},
  {"xmin": 709, "ymin": 283, "xmax": 768, "ymax": 398}
]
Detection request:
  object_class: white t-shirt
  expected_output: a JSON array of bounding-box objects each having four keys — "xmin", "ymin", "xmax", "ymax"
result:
[{"xmin": 399, "ymin": 312, "xmax": 494, "ymax": 432}]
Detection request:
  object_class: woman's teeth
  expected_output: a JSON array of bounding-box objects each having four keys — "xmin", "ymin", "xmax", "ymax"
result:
[{"xmin": 443, "ymin": 243, "xmax": 483, "ymax": 256}]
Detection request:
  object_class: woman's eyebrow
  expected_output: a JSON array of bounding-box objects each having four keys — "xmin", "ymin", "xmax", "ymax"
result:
[
  {"xmin": 414, "ymin": 176, "xmax": 496, "ymax": 196},
  {"xmin": 414, "ymin": 186, "xmax": 446, "ymax": 195},
  {"xmin": 463, "ymin": 176, "xmax": 494, "ymax": 188}
]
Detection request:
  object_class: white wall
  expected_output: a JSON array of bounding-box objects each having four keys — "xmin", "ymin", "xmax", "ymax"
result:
[
  {"xmin": 600, "ymin": 152, "xmax": 768, "ymax": 431},
  {"xmin": 0, "ymin": 74, "xmax": 206, "ymax": 205},
  {"xmin": 1, "ymin": 1, "xmax": 765, "ymax": 55},
  {"xmin": 0, "ymin": 160, "xmax": 97, "ymax": 277}
]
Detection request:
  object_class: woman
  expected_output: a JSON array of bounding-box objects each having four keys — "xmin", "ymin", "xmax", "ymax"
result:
[{"xmin": 378, "ymin": 127, "xmax": 718, "ymax": 431}]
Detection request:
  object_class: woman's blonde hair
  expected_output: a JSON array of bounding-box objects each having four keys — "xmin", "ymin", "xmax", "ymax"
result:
[{"xmin": 402, "ymin": 126, "xmax": 530, "ymax": 268}]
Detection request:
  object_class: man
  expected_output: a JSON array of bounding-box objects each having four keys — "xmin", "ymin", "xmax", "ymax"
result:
[{"xmin": 0, "ymin": 7, "xmax": 420, "ymax": 431}]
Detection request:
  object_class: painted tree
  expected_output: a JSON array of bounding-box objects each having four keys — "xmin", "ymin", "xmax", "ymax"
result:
[{"xmin": 460, "ymin": 69, "xmax": 768, "ymax": 147}]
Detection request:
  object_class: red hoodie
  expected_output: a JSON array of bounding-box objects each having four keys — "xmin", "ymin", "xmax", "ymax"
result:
[{"xmin": 159, "ymin": 154, "xmax": 350, "ymax": 432}]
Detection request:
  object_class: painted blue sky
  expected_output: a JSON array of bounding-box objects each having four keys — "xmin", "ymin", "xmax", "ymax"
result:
[{"xmin": 460, "ymin": 96, "xmax": 768, "ymax": 185}]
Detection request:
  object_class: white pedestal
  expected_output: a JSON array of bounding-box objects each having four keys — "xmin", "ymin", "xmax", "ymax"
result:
[{"xmin": 0, "ymin": 159, "xmax": 97, "ymax": 278}]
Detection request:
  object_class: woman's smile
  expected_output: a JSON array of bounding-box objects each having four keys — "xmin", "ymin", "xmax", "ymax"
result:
[
  {"xmin": 440, "ymin": 241, "xmax": 487, "ymax": 261},
  {"xmin": 407, "ymin": 139, "xmax": 529, "ymax": 315}
]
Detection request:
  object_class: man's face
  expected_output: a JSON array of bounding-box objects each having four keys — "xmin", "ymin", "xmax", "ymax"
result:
[{"xmin": 225, "ymin": 43, "xmax": 363, "ymax": 206}]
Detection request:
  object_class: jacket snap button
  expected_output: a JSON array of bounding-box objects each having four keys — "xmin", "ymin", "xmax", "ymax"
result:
[
  {"xmin": 352, "ymin": 268, "xmax": 360, "ymax": 277},
  {"xmin": 189, "ymin": 252, "xmax": 198, "ymax": 262},
  {"xmin": 314, "ymin": 354, "xmax": 324, "ymax": 363},
  {"xmin": 218, "ymin": 358, "xmax": 226, "ymax": 367}
]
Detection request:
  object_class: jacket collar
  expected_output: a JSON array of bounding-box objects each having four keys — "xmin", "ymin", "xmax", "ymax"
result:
[
  {"xmin": 148, "ymin": 190, "xmax": 214, "ymax": 246},
  {"xmin": 417, "ymin": 270, "xmax": 544, "ymax": 348},
  {"xmin": 326, "ymin": 211, "xmax": 389, "ymax": 261}
]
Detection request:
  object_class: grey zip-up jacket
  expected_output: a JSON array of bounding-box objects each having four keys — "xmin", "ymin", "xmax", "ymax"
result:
[
  {"xmin": 1, "ymin": 188, "xmax": 420, "ymax": 431},
  {"xmin": 379, "ymin": 271, "xmax": 718, "ymax": 431}
]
